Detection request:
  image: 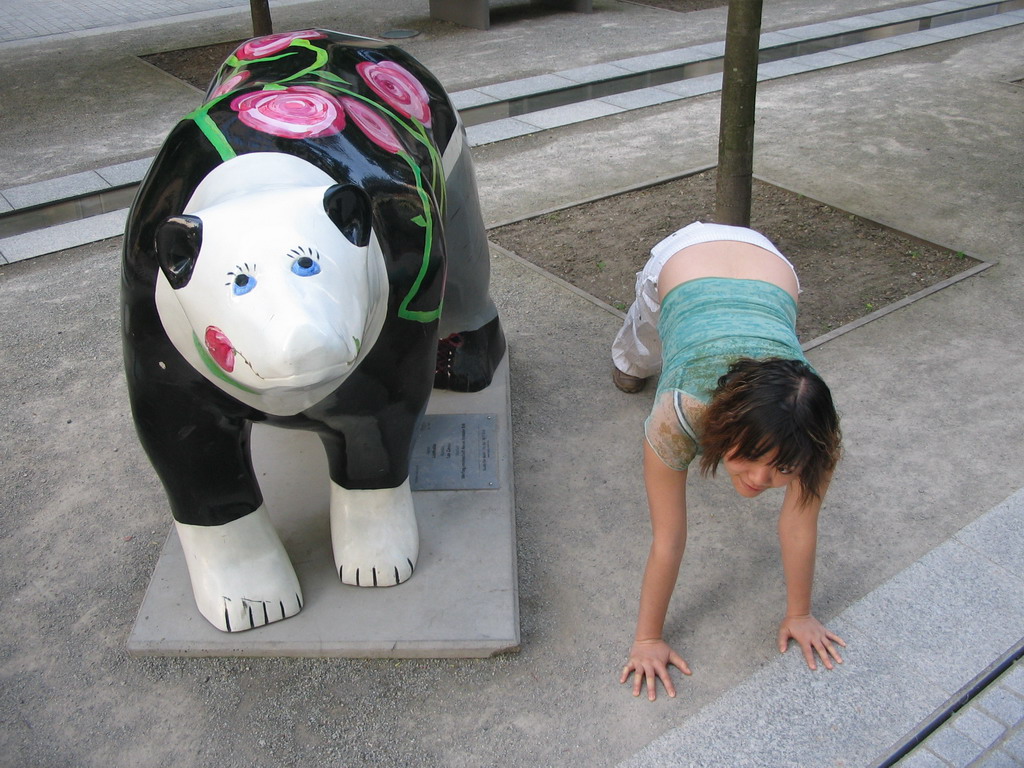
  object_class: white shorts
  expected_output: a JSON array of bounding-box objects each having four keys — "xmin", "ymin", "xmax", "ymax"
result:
[{"xmin": 611, "ymin": 222, "xmax": 798, "ymax": 378}]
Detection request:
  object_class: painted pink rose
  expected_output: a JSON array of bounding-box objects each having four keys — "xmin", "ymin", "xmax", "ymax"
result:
[
  {"xmin": 341, "ymin": 97, "xmax": 403, "ymax": 154},
  {"xmin": 357, "ymin": 60, "xmax": 432, "ymax": 127},
  {"xmin": 234, "ymin": 30, "xmax": 326, "ymax": 60},
  {"xmin": 230, "ymin": 86, "xmax": 346, "ymax": 139},
  {"xmin": 210, "ymin": 70, "xmax": 250, "ymax": 99}
]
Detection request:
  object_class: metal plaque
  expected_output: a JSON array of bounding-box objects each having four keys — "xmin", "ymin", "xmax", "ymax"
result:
[{"xmin": 410, "ymin": 414, "xmax": 498, "ymax": 491}]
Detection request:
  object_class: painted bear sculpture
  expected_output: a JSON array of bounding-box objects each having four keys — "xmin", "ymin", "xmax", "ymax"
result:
[{"xmin": 122, "ymin": 30, "xmax": 505, "ymax": 632}]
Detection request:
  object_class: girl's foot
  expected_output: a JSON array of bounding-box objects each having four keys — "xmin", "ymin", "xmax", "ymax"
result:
[{"xmin": 612, "ymin": 367, "xmax": 648, "ymax": 393}]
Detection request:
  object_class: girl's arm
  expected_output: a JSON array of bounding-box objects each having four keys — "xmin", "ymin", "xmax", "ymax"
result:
[
  {"xmin": 620, "ymin": 440, "xmax": 692, "ymax": 700},
  {"xmin": 776, "ymin": 473, "xmax": 846, "ymax": 669}
]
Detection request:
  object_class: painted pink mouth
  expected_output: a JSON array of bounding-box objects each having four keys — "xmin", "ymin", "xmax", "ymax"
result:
[{"xmin": 205, "ymin": 326, "xmax": 235, "ymax": 372}]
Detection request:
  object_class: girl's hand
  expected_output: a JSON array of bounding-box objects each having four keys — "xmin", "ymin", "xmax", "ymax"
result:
[
  {"xmin": 778, "ymin": 614, "xmax": 846, "ymax": 670},
  {"xmin": 620, "ymin": 639, "xmax": 691, "ymax": 701}
]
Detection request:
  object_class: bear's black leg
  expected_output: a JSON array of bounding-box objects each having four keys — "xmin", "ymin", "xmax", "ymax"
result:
[
  {"xmin": 434, "ymin": 316, "xmax": 506, "ymax": 393},
  {"xmin": 127, "ymin": 374, "xmax": 301, "ymax": 631},
  {"xmin": 434, "ymin": 136, "xmax": 507, "ymax": 392},
  {"xmin": 128, "ymin": 379, "xmax": 262, "ymax": 527},
  {"xmin": 314, "ymin": 410, "xmax": 422, "ymax": 588},
  {"xmin": 307, "ymin": 356, "xmax": 432, "ymax": 588}
]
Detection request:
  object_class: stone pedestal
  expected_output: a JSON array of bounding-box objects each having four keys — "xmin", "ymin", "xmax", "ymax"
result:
[{"xmin": 127, "ymin": 357, "xmax": 517, "ymax": 658}]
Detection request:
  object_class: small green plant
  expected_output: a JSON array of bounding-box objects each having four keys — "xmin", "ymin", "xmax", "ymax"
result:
[
  {"xmin": 613, "ymin": 301, "xmax": 628, "ymax": 311},
  {"xmin": 597, "ymin": 260, "xmax": 606, "ymax": 272},
  {"xmin": 955, "ymin": 251, "xmax": 968, "ymax": 260}
]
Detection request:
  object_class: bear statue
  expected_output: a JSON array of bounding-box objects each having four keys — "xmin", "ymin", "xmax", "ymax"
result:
[{"xmin": 122, "ymin": 29, "xmax": 506, "ymax": 633}]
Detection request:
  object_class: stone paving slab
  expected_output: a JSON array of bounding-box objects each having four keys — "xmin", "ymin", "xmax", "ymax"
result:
[
  {"xmin": 95, "ymin": 158, "xmax": 155, "ymax": 187},
  {"xmin": 658, "ymin": 72, "xmax": 723, "ymax": 97},
  {"xmin": 476, "ymin": 72, "xmax": 578, "ymax": 101},
  {"xmin": 466, "ymin": 117, "xmax": 539, "ymax": 146},
  {"xmin": 2, "ymin": 170, "xmax": 112, "ymax": 210},
  {"xmin": 517, "ymin": 99, "xmax": 623, "ymax": 130},
  {"xmin": 0, "ymin": 209, "xmax": 126, "ymax": 264},
  {"xmin": 841, "ymin": 545, "xmax": 1024, "ymax": 696},
  {"xmin": 601, "ymin": 86, "xmax": 680, "ymax": 110}
]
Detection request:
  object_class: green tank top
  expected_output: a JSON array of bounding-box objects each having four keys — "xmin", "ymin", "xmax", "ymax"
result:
[{"xmin": 645, "ymin": 277, "xmax": 808, "ymax": 470}]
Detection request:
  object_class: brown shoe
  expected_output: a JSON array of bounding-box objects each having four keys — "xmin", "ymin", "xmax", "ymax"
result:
[{"xmin": 612, "ymin": 367, "xmax": 647, "ymax": 394}]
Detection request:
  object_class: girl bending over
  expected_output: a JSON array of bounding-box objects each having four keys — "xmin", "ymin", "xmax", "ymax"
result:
[{"xmin": 613, "ymin": 221, "xmax": 844, "ymax": 701}]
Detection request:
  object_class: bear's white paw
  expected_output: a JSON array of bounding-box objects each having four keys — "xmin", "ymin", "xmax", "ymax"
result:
[
  {"xmin": 174, "ymin": 506, "xmax": 303, "ymax": 632},
  {"xmin": 330, "ymin": 480, "xmax": 419, "ymax": 587}
]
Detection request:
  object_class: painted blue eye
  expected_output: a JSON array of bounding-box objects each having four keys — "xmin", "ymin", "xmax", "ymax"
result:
[
  {"xmin": 291, "ymin": 256, "xmax": 321, "ymax": 277},
  {"xmin": 232, "ymin": 273, "xmax": 256, "ymax": 296}
]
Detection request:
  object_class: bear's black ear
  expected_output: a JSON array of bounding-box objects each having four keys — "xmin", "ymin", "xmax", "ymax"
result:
[
  {"xmin": 155, "ymin": 215, "xmax": 203, "ymax": 289},
  {"xmin": 324, "ymin": 184, "xmax": 372, "ymax": 247}
]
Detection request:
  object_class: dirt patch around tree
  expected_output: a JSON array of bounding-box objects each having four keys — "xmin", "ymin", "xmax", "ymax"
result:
[
  {"xmin": 142, "ymin": 41, "xmax": 246, "ymax": 91},
  {"xmin": 488, "ymin": 170, "xmax": 979, "ymax": 342},
  {"xmin": 142, "ymin": 41, "xmax": 982, "ymax": 343}
]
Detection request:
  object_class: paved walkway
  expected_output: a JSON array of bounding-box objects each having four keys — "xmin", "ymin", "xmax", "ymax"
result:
[
  {"xmin": 1, "ymin": 1, "xmax": 1022, "ymax": 766},
  {"xmin": 0, "ymin": 0, "xmax": 248, "ymax": 43}
]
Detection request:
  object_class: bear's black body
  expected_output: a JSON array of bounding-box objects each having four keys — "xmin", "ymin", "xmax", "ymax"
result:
[{"xmin": 122, "ymin": 30, "xmax": 501, "ymax": 527}]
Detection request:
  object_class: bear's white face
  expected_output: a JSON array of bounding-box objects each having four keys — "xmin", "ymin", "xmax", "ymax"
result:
[{"xmin": 154, "ymin": 156, "xmax": 388, "ymax": 416}]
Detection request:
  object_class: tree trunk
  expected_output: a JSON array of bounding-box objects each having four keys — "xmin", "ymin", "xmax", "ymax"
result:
[
  {"xmin": 714, "ymin": 0, "xmax": 763, "ymax": 227},
  {"xmin": 250, "ymin": 0, "xmax": 273, "ymax": 37}
]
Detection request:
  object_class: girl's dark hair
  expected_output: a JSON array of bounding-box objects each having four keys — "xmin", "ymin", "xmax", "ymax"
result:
[{"xmin": 698, "ymin": 358, "xmax": 842, "ymax": 502}]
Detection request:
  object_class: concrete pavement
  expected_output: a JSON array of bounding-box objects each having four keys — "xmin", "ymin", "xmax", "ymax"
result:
[{"xmin": 1, "ymin": 1, "xmax": 1023, "ymax": 766}]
